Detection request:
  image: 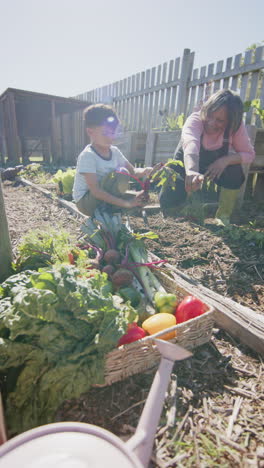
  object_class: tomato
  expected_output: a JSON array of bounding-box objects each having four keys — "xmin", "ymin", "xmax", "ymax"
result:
[
  {"xmin": 118, "ymin": 323, "xmax": 146, "ymax": 346},
  {"xmin": 175, "ymin": 296, "xmax": 208, "ymax": 323},
  {"xmin": 142, "ymin": 313, "xmax": 176, "ymax": 341}
]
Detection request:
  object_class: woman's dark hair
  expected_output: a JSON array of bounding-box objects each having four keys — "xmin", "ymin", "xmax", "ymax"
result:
[
  {"xmin": 200, "ymin": 89, "xmax": 243, "ymax": 134},
  {"xmin": 83, "ymin": 103, "xmax": 119, "ymax": 129}
]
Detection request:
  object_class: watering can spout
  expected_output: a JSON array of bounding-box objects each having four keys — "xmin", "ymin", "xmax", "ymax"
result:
[{"xmin": 126, "ymin": 339, "xmax": 192, "ymax": 467}]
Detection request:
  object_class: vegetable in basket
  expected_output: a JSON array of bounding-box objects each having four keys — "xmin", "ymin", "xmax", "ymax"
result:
[
  {"xmin": 80, "ymin": 211, "xmax": 167, "ymax": 305},
  {"xmin": 175, "ymin": 295, "xmax": 208, "ymax": 323},
  {"xmin": 142, "ymin": 313, "xmax": 176, "ymax": 341},
  {"xmin": 118, "ymin": 322, "xmax": 146, "ymax": 346},
  {"xmin": 154, "ymin": 292, "xmax": 177, "ymax": 314}
]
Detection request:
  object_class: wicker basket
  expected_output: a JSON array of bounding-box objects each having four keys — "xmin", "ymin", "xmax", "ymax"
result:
[{"xmin": 102, "ymin": 269, "xmax": 215, "ymax": 386}]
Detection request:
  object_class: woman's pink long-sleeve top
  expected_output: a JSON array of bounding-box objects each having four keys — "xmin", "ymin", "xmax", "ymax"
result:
[{"xmin": 181, "ymin": 111, "xmax": 255, "ymax": 166}]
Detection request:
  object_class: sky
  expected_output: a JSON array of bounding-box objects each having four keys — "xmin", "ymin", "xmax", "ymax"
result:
[{"xmin": 1, "ymin": 0, "xmax": 263, "ymax": 99}]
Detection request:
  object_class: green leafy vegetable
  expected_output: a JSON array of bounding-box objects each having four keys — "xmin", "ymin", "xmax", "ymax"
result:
[
  {"xmin": 50, "ymin": 168, "xmax": 76, "ymax": 196},
  {"xmin": 0, "ymin": 264, "xmax": 137, "ymax": 435}
]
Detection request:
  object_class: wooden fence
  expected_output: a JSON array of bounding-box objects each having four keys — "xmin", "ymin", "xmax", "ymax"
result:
[{"xmin": 77, "ymin": 46, "xmax": 264, "ymax": 132}]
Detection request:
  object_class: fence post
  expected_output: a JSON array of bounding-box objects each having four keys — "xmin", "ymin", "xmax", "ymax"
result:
[
  {"xmin": 175, "ymin": 49, "xmax": 195, "ymax": 117},
  {"xmin": 0, "ymin": 179, "xmax": 12, "ymax": 282},
  {"xmin": 145, "ymin": 131, "xmax": 157, "ymax": 166}
]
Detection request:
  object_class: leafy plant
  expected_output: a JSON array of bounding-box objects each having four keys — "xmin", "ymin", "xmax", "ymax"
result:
[
  {"xmin": 50, "ymin": 168, "xmax": 76, "ymax": 197},
  {"xmin": 19, "ymin": 163, "xmax": 50, "ymax": 184},
  {"xmin": 151, "ymin": 159, "xmax": 184, "ymax": 190},
  {"xmin": 0, "ymin": 264, "xmax": 137, "ymax": 435},
  {"xmin": 223, "ymin": 224, "xmax": 264, "ymax": 248},
  {"xmin": 243, "ymin": 99, "xmax": 264, "ymax": 127},
  {"xmin": 15, "ymin": 228, "xmax": 78, "ymax": 271},
  {"xmin": 155, "ymin": 110, "xmax": 185, "ymax": 131}
]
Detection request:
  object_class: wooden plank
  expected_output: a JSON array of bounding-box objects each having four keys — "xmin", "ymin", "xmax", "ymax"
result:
[
  {"xmin": 164, "ymin": 59, "xmax": 174, "ymax": 115},
  {"xmin": 130, "ymin": 75, "xmax": 136, "ymax": 131},
  {"xmin": 147, "ymin": 67, "xmax": 156, "ymax": 131},
  {"xmin": 4, "ymin": 92, "xmax": 21, "ymax": 165},
  {"xmin": 158, "ymin": 62, "xmax": 168, "ymax": 127},
  {"xmin": 50, "ymin": 100, "xmax": 59, "ymax": 164},
  {"xmin": 231, "ymin": 53, "xmax": 242, "ymax": 91},
  {"xmin": 0, "ymin": 179, "xmax": 13, "ymax": 282},
  {"xmin": 132, "ymin": 73, "xmax": 141, "ymax": 131},
  {"xmin": 188, "ymin": 69, "xmax": 199, "ymax": 115},
  {"xmin": 246, "ymin": 47, "xmax": 263, "ymax": 124},
  {"xmin": 142, "ymin": 69, "xmax": 151, "ymax": 131},
  {"xmin": 150, "ymin": 253, "xmax": 264, "ymax": 356},
  {"xmin": 213, "ymin": 60, "xmax": 223, "ymax": 92},
  {"xmin": 169, "ymin": 57, "xmax": 180, "ymax": 115},
  {"xmin": 223, "ymin": 57, "xmax": 232, "ymax": 89},
  {"xmin": 137, "ymin": 71, "xmax": 145, "ymax": 131},
  {"xmin": 126, "ymin": 76, "xmax": 132, "ymax": 129},
  {"xmin": 176, "ymin": 49, "xmax": 194, "ymax": 116},
  {"xmin": 196, "ymin": 66, "xmax": 206, "ymax": 106},
  {"xmin": 152, "ymin": 64, "xmax": 162, "ymax": 130},
  {"xmin": 240, "ymin": 50, "xmax": 252, "ymax": 101},
  {"xmin": 41, "ymin": 137, "xmax": 51, "ymax": 165},
  {"xmin": 144, "ymin": 131, "xmax": 157, "ymax": 166}
]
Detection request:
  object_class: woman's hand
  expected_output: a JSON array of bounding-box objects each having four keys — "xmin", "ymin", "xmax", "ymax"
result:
[
  {"xmin": 204, "ymin": 156, "xmax": 229, "ymax": 181},
  {"xmin": 185, "ymin": 172, "xmax": 204, "ymax": 193}
]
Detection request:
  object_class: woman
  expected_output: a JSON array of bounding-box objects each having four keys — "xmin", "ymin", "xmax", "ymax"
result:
[{"xmin": 159, "ymin": 89, "xmax": 255, "ymax": 224}]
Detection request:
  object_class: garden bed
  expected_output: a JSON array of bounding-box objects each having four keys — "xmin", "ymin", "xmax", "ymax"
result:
[{"xmin": 2, "ymin": 178, "xmax": 264, "ymax": 467}]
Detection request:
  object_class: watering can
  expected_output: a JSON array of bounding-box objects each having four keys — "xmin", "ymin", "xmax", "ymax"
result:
[{"xmin": 0, "ymin": 339, "xmax": 192, "ymax": 468}]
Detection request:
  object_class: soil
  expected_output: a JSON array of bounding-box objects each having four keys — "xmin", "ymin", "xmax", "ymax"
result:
[{"xmin": 2, "ymin": 178, "xmax": 264, "ymax": 467}]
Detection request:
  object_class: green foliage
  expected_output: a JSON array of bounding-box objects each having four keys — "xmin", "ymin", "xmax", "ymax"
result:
[
  {"xmin": 50, "ymin": 168, "xmax": 76, "ymax": 196},
  {"xmin": 14, "ymin": 228, "xmax": 96, "ymax": 275},
  {"xmin": 243, "ymin": 99, "xmax": 264, "ymax": 127},
  {"xmin": 223, "ymin": 224, "xmax": 264, "ymax": 248},
  {"xmin": 0, "ymin": 264, "xmax": 137, "ymax": 434},
  {"xmin": 151, "ymin": 159, "xmax": 184, "ymax": 189},
  {"xmin": 154, "ymin": 111, "xmax": 185, "ymax": 131},
  {"xmin": 15, "ymin": 228, "xmax": 78, "ymax": 271},
  {"xmin": 246, "ymin": 41, "xmax": 264, "ymax": 52},
  {"xmin": 19, "ymin": 163, "xmax": 49, "ymax": 184}
]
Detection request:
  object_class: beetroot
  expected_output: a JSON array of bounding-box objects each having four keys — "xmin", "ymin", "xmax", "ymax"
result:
[
  {"xmin": 103, "ymin": 249, "xmax": 121, "ymax": 265},
  {"xmin": 112, "ymin": 268, "xmax": 134, "ymax": 288},
  {"xmin": 102, "ymin": 264, "xmax": 115, "ymax": 278}
]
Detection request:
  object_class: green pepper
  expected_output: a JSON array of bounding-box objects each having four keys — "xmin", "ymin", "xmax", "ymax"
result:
[{"xmin": 154, "ymin": 292, "xmax": 177, "ymax": 313}]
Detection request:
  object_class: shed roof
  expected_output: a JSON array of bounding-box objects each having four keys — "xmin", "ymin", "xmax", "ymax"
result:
[{"xmin": 0, "ymin": 88, "xmax": 90, "ymax": 114}]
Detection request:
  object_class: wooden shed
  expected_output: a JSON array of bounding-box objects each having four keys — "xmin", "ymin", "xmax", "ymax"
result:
[{"xmin": 0, "ymin": 88, "xmax": 90, "ymax": 167}]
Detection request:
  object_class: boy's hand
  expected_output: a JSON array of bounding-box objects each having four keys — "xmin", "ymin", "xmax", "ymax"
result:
[
  {"xmin": 126, "ymin": 190, "xmax": 148, "ymax": 208},
  {"xmin": 135, "ymin": 167, "xmax": 153, "ymax": 178}
]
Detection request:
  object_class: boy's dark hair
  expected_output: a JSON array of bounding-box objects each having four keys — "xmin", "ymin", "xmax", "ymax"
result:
[
  {"xmin": 201, "ymin": 89, "xmax": 243, "ymax": 134},
  {"xmin": 83, "ymin": 103, "xmax": 119, "ymax": 129}
]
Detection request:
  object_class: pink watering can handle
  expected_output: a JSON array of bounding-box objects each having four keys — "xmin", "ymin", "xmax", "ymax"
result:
[{"xmin": 126, "ymin": 339, "xmax": 192, "ymax": 467}]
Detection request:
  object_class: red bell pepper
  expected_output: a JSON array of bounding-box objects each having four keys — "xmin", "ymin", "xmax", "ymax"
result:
[
  {"xmin": 118, "ymin": 322, "xmax": 146, "ymax": 346},
  {"xmin": 175, "ymin": 295, "xmax": 208, "ymax": 323}
]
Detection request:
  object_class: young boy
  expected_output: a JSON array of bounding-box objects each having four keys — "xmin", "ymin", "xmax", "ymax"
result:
[{"xmin": 72, "ymin": 103, "xmax": 152, "ymax": 216}]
